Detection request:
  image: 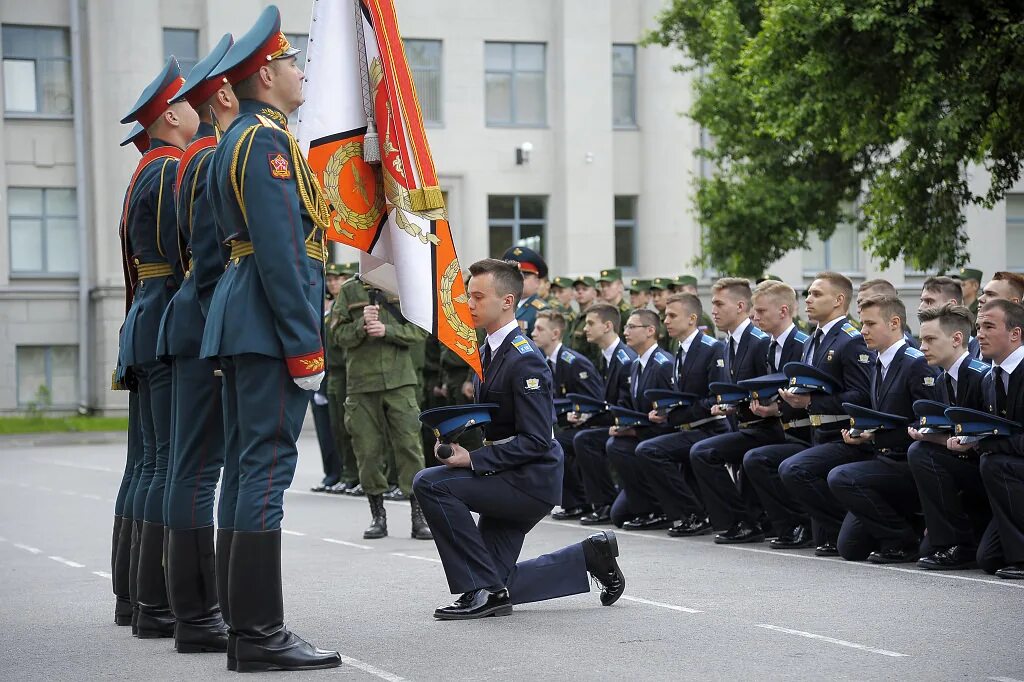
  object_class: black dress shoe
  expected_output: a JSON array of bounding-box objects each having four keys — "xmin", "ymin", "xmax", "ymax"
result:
[
  {"xmin": 580, "ymin": 506, "xmax": 612, "ymax": 526},
  {"xmin": 867, "ymin": 546, "xmax": 918, "ymax": 564},
  {"xmin": 623, "ymin": 513, "xmax": 673, "ymax": 531},
  {"xmin": 713, "ymin": 520, "xmax": 765, "ymax": 545},
  {"xmin": 770, "ymin": 524, "xmax": 815, "ymax": 549},
  {"xmin": 994, "ymin": 563, "xmax": 1024, "ymax": 580},
  {"xmin": 917, "ymin": 545, "xmax": 977, "ymax": 570},
  {"xmin": 433, "ymin": 588, "xmax": 512, "ymax": 620},
  {"xmin": 582, "ymin": 530, "xmax": 625, "ymax": 606},
  {"xmin": 757, "ymin": 514, "xmax": 776, "ymax": 540},
  {"xmin": 667, "ymin": 515, "xmax": 713, "ymax": 537},
  {"xmin": 814, "ymin": 543, "xmax": 839, "ymax": 557},
  {"xmin": 235, "ymin": 630, "xmax": 342, "ymax": 672},
  {"xmin": 552, "ymin": 505, "xmax": 590, "ymax": 521}
]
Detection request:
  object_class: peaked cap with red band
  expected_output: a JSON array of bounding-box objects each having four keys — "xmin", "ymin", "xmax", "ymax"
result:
[
  {"xmin": 119, "ymin": 122, "xmax": 150, "ymax": 154},
  {"xmin": 120, "ymin": 57, "xmax": 184, "ymax": 128},
  {"xmin": 210, "ymin": 5, "xmax": 300, "ymax": 85},
  {"xmin": 168, "ymin": 33, "xmax": 235, "ymax": 108}
]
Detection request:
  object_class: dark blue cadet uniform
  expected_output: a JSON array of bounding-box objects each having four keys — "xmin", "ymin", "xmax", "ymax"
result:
[{"xmin": 548, "ymin": 345, "xmax": 605, "ymax": 511}]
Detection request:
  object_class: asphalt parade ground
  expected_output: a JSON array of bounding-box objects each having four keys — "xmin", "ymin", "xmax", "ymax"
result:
[{"xmin": 1, "ymin": 432, "xmax": 1022, "ymax": 681}]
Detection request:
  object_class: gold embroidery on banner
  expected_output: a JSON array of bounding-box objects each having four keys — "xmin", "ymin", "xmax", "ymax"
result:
[
  {"xmin": 440, "ymin": 259, "xmax": 478, "ymax": 356},
  {"xmin": 322, "ymin": 140, "xmax": 385, "ymax": 240}
]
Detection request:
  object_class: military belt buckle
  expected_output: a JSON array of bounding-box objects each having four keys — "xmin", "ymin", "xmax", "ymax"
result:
[{"xmin": 810, "ymin": 415, "xmax": 822, "ymax": 427}]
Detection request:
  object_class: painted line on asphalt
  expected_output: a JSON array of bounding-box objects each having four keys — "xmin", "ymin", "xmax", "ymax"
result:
[
  {"xmin": 93, "ymin": 571, "xmax": 112, "ymax": 579},
  {"xmin": 755, "ymin": 624, "xmax": 908, "ymax": 658},
  {"xmin": 989, "ymin": 676, "xmax": 1024, "ymax": 681},
  {"xmin": 322, "ymin": 537, "xmax": 373, "ymax": 551},
  {"xmin": 338, "ymin": 654, "xmax": 407, "ymax": 682},
  {"xmin": 391, "ymin": 552, "xmax": 442, "ymax": 564},
  {"xmin": 48, "ymin": 555, "xmax": 85, "ymax": 568},
  {"xmin": 31, "ymin": 458, "xmax": 119, "ymax": 473},
  {"xmin": 281, "ymin": 529, "xmax": 306, "ymax": 537},
  {"xmin": 619, "ymin": 595, "xmax": 702, "ymax": 614},
  {"xmin": 13, "ymin": 543, "xmax": 42, "ymax": 554},
  {"xmin": 723, "ymin": 545, "xmax": 1024, "ymax": 591}
]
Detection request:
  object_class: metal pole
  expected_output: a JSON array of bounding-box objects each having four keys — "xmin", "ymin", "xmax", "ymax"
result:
[{"xmin": 69, "ymin": 0, "xmax": 93, "ymax": 414}]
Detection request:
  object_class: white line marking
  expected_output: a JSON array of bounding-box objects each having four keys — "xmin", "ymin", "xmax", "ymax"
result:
[
  {"xmin": 281, "ymin": 529, "xmax": 306, "ymax": 537},
  {"xmin": 31, "ymin": 459, "xmax": 119, "ymax": 473},
  {"xmin": 619, "ymin": 595, "xmax": 703, "ymax": 614},
  {"xmin": 93, "ymin": 571, "xmax": 112, "ymax": 579},
  {"xmin": 989, "ymin": 677, "xmax": 1024, "ymax": 682},
  {"xmin": 322, "ymin": 538, "xmax": 373, "ymax": 550},
  {"xmin": 391, "ymin": 552, "xmax": 442, "ymax": 564},
  {"xmin": 48, "ymin": 556, "xmax": 85, "ymax": 568},
  {"xmin": 723, "ymin": 545, "xmax": 1024, "ymax": 590},
  {"xmin": 14, "ymin": 543, "xmax": 41, "ymax": 554},
  {"xmin": 755, "ymin": 624, "xmax": 908, "ymax": 658},
  {"xmin": 36, "ymin": 485, "xmax": 53, "ymax": 492},
  {"xmin": 81, "ymin": 493, "xmax": 102, "ymax": 500},
  {"xmin": 338, "ymin": 654, "xmax": 406, "ymax": 682}
]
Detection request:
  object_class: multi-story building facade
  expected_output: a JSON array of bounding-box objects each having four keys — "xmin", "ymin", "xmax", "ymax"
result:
[{"xmin": 1, "ymin": 0, "xmax": 1021, "ymax": 414}]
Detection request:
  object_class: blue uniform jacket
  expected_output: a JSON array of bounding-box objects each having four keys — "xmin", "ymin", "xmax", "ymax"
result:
[
  {"xmin": 604, "ymin": 340, "xmax": 638, "ymax": 407},
  {"xmin": 626, "ymin": 346, "xmax": 676, "ymax": 437},
  {"xmin": 980, "ymin": 362, "xmax": 1024, "ymax": 456},
  {"xmin": 776, "ymin": 328, "xmax": 812, "ymax": 425},
  {"xmin": 157, "ymin": 123, "xmax": 223, "ymax": 358},
  {"xmin": 725, "ymin": 323, "xmax": 771, "ymax": 424},
  {"xmin": 870, "ymin": 344, "xmax": 939, "ymax": 453},
  {"xmin": 937, "ymin": 356, "xmax": 989, "ymax": 410},
  {"xmin": 471, "ymin": 330, "xmax": 562, "ymax": 506},
  {"xmin": 515, "ymin": 294, "xmax": 547, "ymax": 336},
  {"xmin": 666, "ymin": 331, "xmax": 726, "ymax": 427},
  {"xmin": 200, "ymin": 100, "xmax": 325, "ymax": 376},
  {"xmin": 119, "ymin": 138, "xmax": 184, "ymax": 368},
  {"xmin": 551, "ymin": 345, "xmax": 604, "ymax": 400},
  {"xmin": 804, "ymin": 320, "xmax": 874, "ymax": 438}
]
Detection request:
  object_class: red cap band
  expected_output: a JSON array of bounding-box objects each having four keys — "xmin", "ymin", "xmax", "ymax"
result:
[{"xmin": 137, "ymin": 76, "xmax": 186, "ymax": 128}]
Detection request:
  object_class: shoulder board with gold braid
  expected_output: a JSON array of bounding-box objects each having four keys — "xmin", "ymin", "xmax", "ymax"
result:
[
  {"xmin": 174, "ymin": 136, "xmax": 217, "ymax": 197},
  {"xmin": 120, "ymin": 146, "xmax": 182, "ymax": 316}
]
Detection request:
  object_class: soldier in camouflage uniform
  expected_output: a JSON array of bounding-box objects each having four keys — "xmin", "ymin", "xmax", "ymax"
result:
[
  {"xmin": 331, "ymin": 277, "xmax": 432, "ymax": 541},
  {"xmin": 959, "ymin": 266, "xmax": 983, "ymax": 322},
  {"xmin": 629, "ymin": 278, "xmax": 652, "ymax": 311},
  {"xmin": 324, "ymin": 262, "xmax": 359, "ymax": 495},
  {"xmin": 650, "ymin": 277, "xmax": 675, "ymax": 352},
  {"xmin": 549, "ymin": 276, "xmax": 578, "ymax": 319},
  {"xmin": 567, "ymin": 275, "xmax": 602, "ymax": 365},
  {"xmin": 597, "ymin": 268, "xmax": 635, "ymax": 335},
  {"xmin": 676, "ymin": 275, "xmax": 717, "ymax": 337}
]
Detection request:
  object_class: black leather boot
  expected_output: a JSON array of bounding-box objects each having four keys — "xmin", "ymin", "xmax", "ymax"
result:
[
  {"xmin": 230, "ymin": 529, "xmax": 342, "ymax": 673},
  {"xmin": 113, "ymin": 516, "xmax": 133, "ymax": 625},
  {"xmin": 135, "ymin": 521, "xmax": 176, "ymax": 638},
  {"xmin": 168, "ymin": 526, "xmax": 228, "ymax": 653},
  {"xmin": 363, "ymin": 495, "xmax": 387, "ymax": 540},
  {"xmin": 129, "ymin": 519, "xmax": 143, "ymax": 634},
  {"xmin": 410, "ymin": 496, "xmax": 432, "ymax": 540},
  {"xmin": 216, "ymin": 528, "xmax": 236, "ymax": 671}
]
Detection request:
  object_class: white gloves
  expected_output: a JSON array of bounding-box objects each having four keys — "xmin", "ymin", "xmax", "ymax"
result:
[
  {"xmin": 293, "ymin": 371, "xmax": 325, "ymax": 392},
  {"xmin": 312, "ymin": 391, "xmax": 329, "ymax": 406}
]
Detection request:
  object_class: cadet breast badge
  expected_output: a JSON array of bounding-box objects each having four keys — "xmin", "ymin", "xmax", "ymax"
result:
[
  {"xmin": 858, "ymin": 354, "xmax": 870, "ymax": 364},
  {"xmin": 716, "ymin": 359, "xmax": 725, "ymax": 367},
  {"xmin": 923, "ymin": 377, "xmax": 935, "ymax": 386},
  {"xmin": 826, "ymin": 350, "xmax": 835, "ymax": 362},
  {"xmin": 525, "ymin": 377, "xmax": 541, "ymax": 391},
  {"xmin": 579, "ymin": 371, "xmax": 588, "ymax": 380},
  {"xmin": 268, "ymin": 153, "xmax": 291, "ymax": 179}
]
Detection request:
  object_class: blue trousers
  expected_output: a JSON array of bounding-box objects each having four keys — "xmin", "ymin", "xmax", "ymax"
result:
[
  {"xmin": 165, "ymin": 357, "xmax": 226, "ymax": 529},
  {"xmin": 218, "ymin": 361, "xmax": 240, "ymax": 529},
  {"xmin": 115, "ymin": 392, "xmax": 142, "ymax": 518},
  {"xmin": 977, "ymin": 453, "xmax": 1024, "ymax": 573},
  {"xmin": 573, "ymin": 427, "xmax": 619, "ymax": 507},
  {"xmin": 635, "ymin": 429, "xmax": 715, "ymax": 520},
  {"xmin": 690, "ymin": 427, "xmax": 780, "ymax": 529},
  {"xmin": 828, "ymin": 456, "xmax": 921, "ymax": 559},
  {"xmin": 134, "ymin": 360, "xmax": 173, "ymax": 523},
  {"xmin": 221, "ymin": 354, "xmax": 307, "ymax": 532},
  {"xmin": 413, "ymin": 467, "xmax": 590, "ymax": 602},
  {"xmin": 779, "ymin": 442, "xmax": 871, "ymax": 544},
  {"xmin": 907, "ymin": 441, "xmax": 989, "ymax": 550},
  {"xmin": 555, "ymin": 428, "xmax": 586, "ymax": 509}
]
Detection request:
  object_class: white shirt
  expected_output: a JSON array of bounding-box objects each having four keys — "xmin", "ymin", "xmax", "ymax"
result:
[
  {"xmin": 679, "ymin": 328, "xmax": 701, "ymax": 355},
  {"xmin": 772, "ymin": 323, "xmax": 796, "ymax": 370},
  {"xmin": 486, "ymin": 318, "xmax": 521, "ymax": 354},
  {"xmin": 877, "ymin": 338, "xmax": 907, "ymax": 380},
  {"xmin": 546, "ymin": 343, "xmax": 563, "ymax": 366},
  {"xmin": 636, "ymin": 343, "xmax": 658, "ymax": 372},
  {"xmin": 995, "ymin": 346, "xmax": 1024, "ymax": 391},
  {"xmin": 601, "ymin": 337, "xmax": 619, "ymax": 366},
  {"xmin": 945, "ymin": 351, "xmax": 970, "ymax": 397},
  {"xmin": 816, "ymin": 315, "xmax": 847, "ymax": 337},
  {"xmin": 729, "ymin": 318, "xmax": 751, "ymax": 348}
]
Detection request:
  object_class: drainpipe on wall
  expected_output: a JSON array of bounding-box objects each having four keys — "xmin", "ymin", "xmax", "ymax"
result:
[{"xmin": 69, "ymin": 0, "xmax": 93, "ymax": 414}]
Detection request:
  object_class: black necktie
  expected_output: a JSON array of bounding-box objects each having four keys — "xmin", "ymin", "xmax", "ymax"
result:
[
  {"xmin": 874, "ymin": 359, "xmax": 885, "ymax": 405},
  {"xmin": 994, "ymin": 366, "xmax": 1007, "ymax": 416},
  {"xmin": 598, "ymin": 354, "xmax": 608, "ymax": 378},
  {"xmin": 675, "ymin": 347, "xmax": 685, "ymax": 384},
  {"xmin": 768, "ymin": 340, "xmax": 779, "ymax": 373},
  {"xmin": 482, "ymin": 344, "xmax": 492, "ymax": 373},
  {"xmin": 944, "ymin": 372, "xmax": 956, "ymax": 404},
  {"xmin": 547, "ymin": 359, "xmax": 556, "ymax": 376},
  {"xmin": 728, "ymin": 337, "xmax": 737, "ymax": 374},
  {"xmin": 807, "ymin": 329, "xmax": 823, "ymax": 364}
]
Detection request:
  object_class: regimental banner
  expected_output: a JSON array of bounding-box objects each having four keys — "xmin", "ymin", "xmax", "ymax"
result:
[{"xmin": 296, "ymin": 0, "xmax": 481, "ymax": 373}]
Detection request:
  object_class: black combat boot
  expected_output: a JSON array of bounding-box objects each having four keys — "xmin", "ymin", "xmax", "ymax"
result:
[
  {"xmin": 167, "ymin": 526, "xmax": 229, "ymax": 654},
  {"xmin": 363, "ymin": 495, "xmax": 388, "ymax": 540},
  {"xmin": 216, "ymin": 528, "xmax": 236, "ymax": 671},
  {"xmin": 129, "ymin": 519, "xmax": 143, "ymax": 634},
  {"xmin": 135, "ymin": 521, "xmax": 176, "ymax": 638},
  {"xmin": 410, "ymin": 496, "xmax": 433, "ymax": 540},
  {"xmin": 230, "ymin": 529, "xmax": 342, "ymax": 673},
  {"xmin": 113, "ymin": 515, "xmax": 133, "ymax": 626}
]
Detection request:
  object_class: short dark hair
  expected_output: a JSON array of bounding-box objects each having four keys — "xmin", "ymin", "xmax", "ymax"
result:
[
  {"xmin": 815, "ymin": 271, "xmax": 854, "ymax": 308},
  {"xmin": 918, "ymin": 303, "xmax": 973, "ymax": 341},
  {"xmin": 712, "ymin": 277, "xmax": 753, "ymax": 304},
  {"xmin": 629, "ymin": 308, "xmax": 659, "ymax": 329},
  {"xmin": 535, "ymin": 309, "xmax": 567, "ymax": 334},
  {"xmin": 666, "ymin": 292, "xmax": 703, "ymax": 318},
  {"xmin": 979, "ymin": 299, "xmax": 1024, "ymax": 332},
  {"xmin": 859, "ymin": 294, "xmax": 907, "ymax": 326},
  {"xmin": 922, "ymin": 276, "xmax": 963, "ymax": 304},
  {"xmin": 858, "ymin": 278, "xmax": 898, "ymax": 297},
  {"xmin": 993, "ymin": 271, "xmax": 1024, "ymax": 301},
  {"xmin": 469, "ymin": 258, "xmax": 524, "ymax": 303},
  {"xmin": 586, "ymin": 302, "xmax": 621, "ymax": 329}
]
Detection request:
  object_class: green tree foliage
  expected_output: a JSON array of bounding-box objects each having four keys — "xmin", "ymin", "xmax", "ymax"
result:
[{"xmin": 647, "ymin": 1, "xmax": 1024, "ymax": 276}]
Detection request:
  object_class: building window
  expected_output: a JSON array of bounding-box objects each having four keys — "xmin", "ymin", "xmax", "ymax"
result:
[
  {"xmin": 614, "ymin": 196, "xmax": 637, "ymax": 270},
  {"xmin": 16, "ymin": 345, "xmax": 78, "ymax": 408},
  {"xmin": 405, "ymin": 39, "xmax": 442, "ymax": 125},
  {"xmin": 163, "ymin": 28, "xmax": 199, "ymax": 75},
  {"xmin": 488, "ymin": 195, "xmax": 546, "ymax": 258},
  {"xmin": 8, "ymin": 187, "xmax": 78, "ymax": 275},
  {"xmin": 803, "ymin": 219, "xmax": 861, "ymax": 275},
  {"xmin": 1007, "ymin": 194, "xmax": 1024, "ymax": 271},
  {"xmin": 485, "ymin": 42, "xmax": 545, "ymax": 127},
  {"xmin": 612, "ymin": 44, "xmax": 636, "ymax": 128},
  {"xmin": 2, "ymin": 25, "xmax": 72, "ymax": 116}
]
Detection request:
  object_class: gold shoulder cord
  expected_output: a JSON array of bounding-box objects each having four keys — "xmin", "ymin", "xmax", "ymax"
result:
[
  {"xmin": 229, "ymin": 123, "xmax": 263, "ymax": 226},
  {"xmin": 155, "ymin": 158, "xmax": 174, "ymax": 258}
]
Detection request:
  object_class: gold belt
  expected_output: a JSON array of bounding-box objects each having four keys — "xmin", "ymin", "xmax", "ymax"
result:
[
  {"xmin": 136, "ymin": 263, "xmax": 173, "ymax": 280},
  {"xmin": 228, "ymin": 240, "xmax": 327, "ymax": 264}
]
